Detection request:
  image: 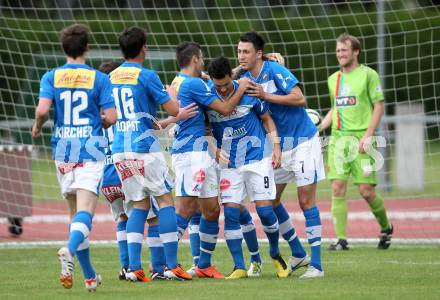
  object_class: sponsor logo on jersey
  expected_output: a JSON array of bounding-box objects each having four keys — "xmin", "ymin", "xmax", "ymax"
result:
[
  {"xmin": 57, "ymin": 162, "xmax": 84, "ymax": 174},
  {"xmin": 115, "ymin": 159, "xmax": 145, "ymax": 180},
  {"xmin": 219, "ymin": 178, "xmax": 231, "ymax": 191},
  {"xmin": 223, "ymin": 126, "xmax": 247, "ymax": 139},
  {"xmin": 54, "ymin": 69, "xmax": 96, "ymax": 89},
  {"xmin": 336, "ymin": 96, "xmax": 357, "ymax": 107},
  {"xmin": 101, "ymin": 184, "xmax": 125, "ymax": 203},
  {"xmin": 110, "ymin": 67, "xmax": 141, "ymax": 85}
]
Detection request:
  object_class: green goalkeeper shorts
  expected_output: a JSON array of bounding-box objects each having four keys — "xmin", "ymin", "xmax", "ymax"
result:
[{"xmin": 327, "ymin": 130, "xmax": 378, "ymax": 185}]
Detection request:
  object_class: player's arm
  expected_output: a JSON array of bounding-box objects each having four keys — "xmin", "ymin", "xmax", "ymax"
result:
[
  {"xmin": 319, "ymin": 108, "xmax": 333, "ymax": 132},
  {"xmin": 248, "ymin": 83, "xmax": 306, "ymax": 106},
  {"xmin": 204, "ymin": 121, "xmax": 230, "ymax": 166},
  {"xmin": 359, "ymin": 101, "xmax": 384, "ymax": 153},
  {"xmin": 155, "ymin": 102, "xmax": 198, "ymax": 130},
  {"xmin": 161, "ymin": 85, "xmax": 179, "ymax": 117},
  {"xmin": 264, "ymin": 53, "xmax": 285, "ymax": 66},
  {"xmin": 232, "ymin": 53, "xmax": 285, "ymax": 79},
  {"xmin": 101, "ymin": 107, "xmax": 117, "ymax": 129},
  {"xmin": 359, "ymin": 69, "xmax": 385, "ymax": 153},
  {"xmin": 147, "ymin": 72, "xmax": 179, "ymax": 117},
  {"xmin": 32, "ymin": 98, "xmax": 52, "ymax": 138},
  {"xmin": 98, "ymin": 74, "xmax": 117, "ymax": 129},
  {"xmin": 259, "ymin": 112, "xmax": 281, "ymax": 169},
  {"xmin": 208, "ymin": 77, "xmax": 251, "ymax": 115}
]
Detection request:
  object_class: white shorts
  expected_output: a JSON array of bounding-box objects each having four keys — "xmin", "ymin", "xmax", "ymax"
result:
[
  {"xmin": 219, "ymin": 157, "xmax": 276, "ymax": 204},
  {"xmin": 274, "ymin": 134, "xmax": 326, "ymax": 187},
  {"xmin": 172, "ymin": 151, "xmax": 218, "ymax": 198},
  {"xmin": 112, "ymin": 152, "xmax": 173, "ymax": 202},
  {"xmin": 55, "ymin": 161, "xmax": 104, "ymax": 198}
]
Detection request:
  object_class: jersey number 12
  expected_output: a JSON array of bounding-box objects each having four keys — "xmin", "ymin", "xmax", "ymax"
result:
[{"xmin": 60, "ymin": 90, "xmax": 89, "ymax": 125}]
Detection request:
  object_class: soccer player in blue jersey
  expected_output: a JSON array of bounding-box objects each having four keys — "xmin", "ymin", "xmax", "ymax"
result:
[
  {"xmin": 206, "ymin": 56, "xmax": 290, "ymax": 279},
  {"xmin": 110, "ymin": 27, "xmax": 191, "ymax": 281},
  {"xmin": 99, "ymin": 61, "xmax": 172, "ymax": 281},
  {"xmin": 32, "ymin": 24, "xmax": 117, "ymax": 291},
  {"xmin": 170, "ymin": 42, "xmax": 251, "ymax": 279},
  {"xmin": 238, "ymin": 32, "xmax": 325, "ymax": 278}
]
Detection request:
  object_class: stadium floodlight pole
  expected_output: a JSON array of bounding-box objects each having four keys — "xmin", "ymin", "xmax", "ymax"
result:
[{"xmin": 377, "ymin": 0, "xmax": 390, "ymax": 191}]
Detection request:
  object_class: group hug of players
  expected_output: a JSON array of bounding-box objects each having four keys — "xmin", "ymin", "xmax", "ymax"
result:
[{"xmin": 32, "ymin": 23, "xmax": 393, "ymax": 292}]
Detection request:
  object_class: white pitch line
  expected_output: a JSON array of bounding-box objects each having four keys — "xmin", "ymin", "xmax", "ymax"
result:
[
  {"xmin": 1, "ymin": 211, "xmax": 440, "ymax": 225},
  {"xmin": 1, "ymin": 238, "xmax": 440, "ymax": 249}
]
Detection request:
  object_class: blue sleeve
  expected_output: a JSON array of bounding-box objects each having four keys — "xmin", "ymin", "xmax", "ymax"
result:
[
  {"xmin": 97, "ymin": 73, "xmax": 115, "ymax": 110},
  {"xmin": 39, "ymin": 71, "xmax": 54, "ymax": 100},
  {"xmin": 252, "ymin": 97, "xmax": 270, "ymax": 116},
  {"xmin": 271, "ymin": 63, "xmax": 300, "ymax": 94},
  {"xmin": 143, "ymin": 71, "xmax": 170, "ymax": 105},
  {"xmin": 190, "ymin": 78, "xmax": 218, "ymax": 107},
  {"xmin": 207, "ymin": 79, "xmax": 214, "ymax": 88}
]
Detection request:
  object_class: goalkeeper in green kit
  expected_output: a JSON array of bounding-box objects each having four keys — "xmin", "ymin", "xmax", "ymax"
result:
[{"xmin": 320, "ymin": 33, "xmax": 393, "ymax": 250}]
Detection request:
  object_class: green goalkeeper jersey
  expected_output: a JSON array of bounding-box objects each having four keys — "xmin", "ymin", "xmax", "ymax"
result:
[{"xmin": 327, "ymin": 64, "xmax": 384, "ymax": 131}]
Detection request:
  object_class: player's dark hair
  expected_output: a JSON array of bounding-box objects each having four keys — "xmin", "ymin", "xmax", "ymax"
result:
[
  {"xmin": 239, "ymin": 31, "xmax": 265, "ymax": 52},
  {"xmin": 176, "ymin": 41, "xmax": 201, "ymax": 68},
  {"xmin": 119, "ymin": 27, "xmax": 146, "ymax": 59},
  {"xmin": 98, "ymin": 61, "xmax": 122, "ymax": 74},
  {"xmin": 207, "ymin": 56, "xmax": 232, "ymax": 80},
  {"xmin": 337, "ymin": 33, "xmax": 361, "ymax": 57},
  {"xmin": 60, "ymin": 24, "xmax": 89, "ymax": 59}
]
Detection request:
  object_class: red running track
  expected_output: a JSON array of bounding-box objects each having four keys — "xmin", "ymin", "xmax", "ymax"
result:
[{"xmin": 1, "ymin": 198, "xmax": 439, "ymax": 242}]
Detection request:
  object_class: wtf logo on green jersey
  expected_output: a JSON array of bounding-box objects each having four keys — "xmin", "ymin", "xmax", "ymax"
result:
[{"xmin": 336, "ymin": 96, "xmax": 357, "ymax": 107}]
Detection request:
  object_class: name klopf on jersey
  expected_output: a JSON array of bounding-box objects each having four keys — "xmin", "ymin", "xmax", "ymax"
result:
[
  {"xmin": 101, "ymin": 185, "xmax": 125, "ymax": 203},
  {"xmin": 54, "ymin": 126, "xmax": 93, "ymax": 138},
  {"xmin": 336, "ymin": 96, "xmax": 357, "ymax": 107},
  {"xmin": 116, "ymin": 120, "xmax": 140, "ymax": 132}
]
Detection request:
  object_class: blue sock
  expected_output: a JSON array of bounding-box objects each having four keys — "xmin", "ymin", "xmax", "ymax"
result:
[
  {"xmin": 304, "ymin": 206, "xmax": 322, "ymax": 271},
  {"xmin": 116, "ymin": 220, "xmax": 129, "ymax": 269},
  {"xmin": 256, "ymin": 205, "xmax": 280, "ymax": 258},
  {"xmin": 76, "ymin": 238, "xmax": 96, "ymax": 280},
  {"xmin": 147, "ymin": 224, "xmax": 166, "ymax": 274},
  {"xmin": 240, "ymin": 208, "xmax": 261, "ymax": 263},
  {"xmin": 158, "ymin": 206, "xmax": 179, "ymax": 269},
  {"xmin": 176, "ymin": 213, "xmax": 189, "ymax": 240},
  {"xmin": 126, "ymin": 208, "xmax": 148, "ymax": 271},
  {"xmin": 189, "ymin": 212, "xmax": 201, "ymax": 265},
  {"xmin": 274, "ymin": 203, "xmax": 307, "ymax": 258},
  {"xmin": 224, "ymin": 206, "xmax": 245, "ymax": 270},
  {"xmin": 198, "ymin": 217, "xmax": 219, "ymax": 269},
  {"xmin": 68, "ymin": 211, "xmax": 93, "ymax": 257}
]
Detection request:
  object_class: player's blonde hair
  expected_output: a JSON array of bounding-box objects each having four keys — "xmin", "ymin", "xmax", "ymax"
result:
[{"xmin": 337, "ymin": 33, "xmax": 361, "ymax": 57}]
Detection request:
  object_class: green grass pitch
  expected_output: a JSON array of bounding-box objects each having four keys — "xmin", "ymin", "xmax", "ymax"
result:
[{"xmin": 1, "ymin": 243, "xmax": 439, "ymax": 300}]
